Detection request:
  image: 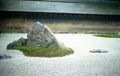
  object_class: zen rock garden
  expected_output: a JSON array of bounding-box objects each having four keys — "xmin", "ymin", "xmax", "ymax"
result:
[{"xmin": 7, "ymin": 22, "xmax": 74, "ymax": 57}]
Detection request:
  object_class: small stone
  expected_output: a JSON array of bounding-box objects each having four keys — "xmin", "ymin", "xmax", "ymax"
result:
[
  {"xmin": 7, "ymin": 37, "xmax": 27, "ymax": 49},
  {"xmin": 90, "ymin": 49, "xmax": 108, "ymax": 53},
  {"xmin": 0, "ymin": 54, "xmax": 12, "ymax": 60}
]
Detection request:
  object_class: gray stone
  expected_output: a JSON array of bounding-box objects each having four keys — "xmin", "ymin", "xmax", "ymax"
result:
[
  {"xmin": 7, "ymin": 37, "xmax": 27, "ymax": 49},
  {"xmin": 117, "ymin": 32, "xmax": 120, "ymax": 36},
  {"xmin": 27, "ymin": 21, "xmax": 60, "ymax": 47},
  {"xmin": 0, "ymin": 54, "xmax": 12, "ymax": 60}
]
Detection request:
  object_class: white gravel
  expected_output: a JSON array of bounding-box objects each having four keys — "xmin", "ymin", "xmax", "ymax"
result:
[{"xmin": 0, "ymin": 33, "xmax": 120, "ymax": 76}]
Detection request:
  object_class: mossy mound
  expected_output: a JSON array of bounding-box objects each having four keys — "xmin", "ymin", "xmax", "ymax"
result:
[{"xmin": 9, "ymin": 46, "xmax": 74, "ymax": 57}]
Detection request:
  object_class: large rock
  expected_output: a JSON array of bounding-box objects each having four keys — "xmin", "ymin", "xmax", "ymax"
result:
[
  {"xmin": 27, "ymin": 22, "xmax": 60, "ymax": 47},
  {"xmin": 117, "ymin": 32, "xmax": 120, "ymax": 36},
  {"xmin": 7, "ymin": 37, "xmax": 27, "ymax": 49}
]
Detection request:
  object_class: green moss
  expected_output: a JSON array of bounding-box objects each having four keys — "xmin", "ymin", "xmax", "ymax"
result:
[
  {"xmin": 0, "ymin": 29, "xmax": 26, "ymax": 33},
  {"xmin": 13, "ymin": 46, "xmax": 74, "ymax": 57},
  {"xmin": 94, "ymin": 34, "xmax": 120, "ymax": 38}
]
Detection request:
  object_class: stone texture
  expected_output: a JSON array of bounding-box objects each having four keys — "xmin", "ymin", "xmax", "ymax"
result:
[
  {"xmin": 7, "ymin": 37, "xmax": 27, "ymax": 49},
  {"xmin": 27, "ymin": 22, "xmax": 60, "ymax": 47}
]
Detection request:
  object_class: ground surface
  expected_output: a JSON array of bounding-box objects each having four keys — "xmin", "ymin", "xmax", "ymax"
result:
[{"xmin": 0, "ymin": 33, "xmax": 120, "ymax": 76}]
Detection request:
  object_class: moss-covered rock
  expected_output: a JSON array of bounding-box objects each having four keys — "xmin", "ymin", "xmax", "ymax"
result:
[
  {"xmin": 7, "ymin": 22, "xmax": 74, "ymax": 57},
  {"xmin": 7, "ymin": 37, "xmax": 27, "ymax": 49}
]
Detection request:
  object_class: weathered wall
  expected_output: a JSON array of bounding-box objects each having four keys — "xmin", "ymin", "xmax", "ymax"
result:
[{"xmin": 0, "ymin": 12, "xmax": 120, "ymax": 33}]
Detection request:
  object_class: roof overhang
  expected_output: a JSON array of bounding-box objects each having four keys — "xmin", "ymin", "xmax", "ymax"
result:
[{"xmin": 0, "ymin": 1, "xmax": 120, "ymax": 15}]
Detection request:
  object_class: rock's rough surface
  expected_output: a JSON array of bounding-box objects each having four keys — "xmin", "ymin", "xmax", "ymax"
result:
[
  {"xmin": 27, "ymin": 22, "xmax": 60, "ymax": 47},
  {"xmin": 7, "ymin": 37, "xmax": 27, "ymax": 49}
]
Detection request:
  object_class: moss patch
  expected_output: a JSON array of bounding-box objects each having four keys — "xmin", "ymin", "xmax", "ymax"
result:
[
  {"xmin": 10, "ymin": 46, "xmax": 74, "ymax": 57},
  {"xmin": 94, "ymin": 34, "xmax": 120, "ymax": 38}
]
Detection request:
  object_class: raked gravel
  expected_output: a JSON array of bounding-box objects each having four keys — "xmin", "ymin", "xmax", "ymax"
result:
[{"xmin": 0, "ymin": 33, "xmax": 120, "ymax": 76}]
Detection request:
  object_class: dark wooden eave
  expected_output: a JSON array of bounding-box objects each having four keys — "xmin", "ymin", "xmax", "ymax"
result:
[{"xmin": 0, "ymin": 1, "xmax": 120, "ymax": 15}]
